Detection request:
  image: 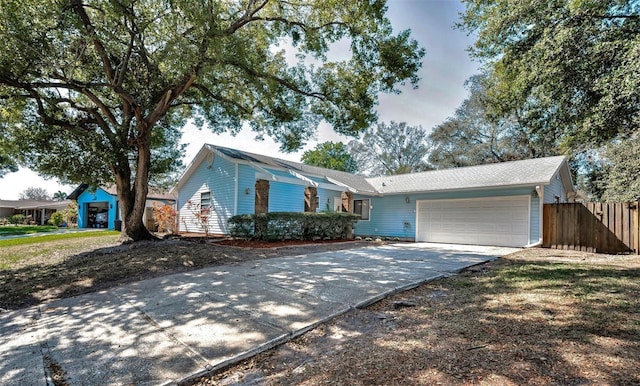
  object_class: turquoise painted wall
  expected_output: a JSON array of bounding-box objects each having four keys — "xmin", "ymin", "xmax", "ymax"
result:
[
  {"xmin": 353, "ymin": 186, "xmax": 540, "ymax": 242},
  {"xmin": 76, "ymin": 188, "xmax": 118, "ymax": 230}
]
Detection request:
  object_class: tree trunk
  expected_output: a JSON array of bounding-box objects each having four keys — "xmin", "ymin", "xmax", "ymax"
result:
[{"xmin": 115, "ymin": 126, "xmax": 156, "ymax": 243}]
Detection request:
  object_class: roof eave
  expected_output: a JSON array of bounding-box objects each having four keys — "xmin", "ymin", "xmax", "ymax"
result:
[{"xmin": 377, "ymin": 182, "xmax": 552, "ymax": 196}]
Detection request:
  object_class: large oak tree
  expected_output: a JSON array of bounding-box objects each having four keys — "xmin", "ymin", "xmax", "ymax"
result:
[
  {"xmin": 459, "ymin": 0, "xmax": 639, "ymax": 151},
  {"xmin": 0, "ymin": 0, "xmax": 424, "ymax": 241}
]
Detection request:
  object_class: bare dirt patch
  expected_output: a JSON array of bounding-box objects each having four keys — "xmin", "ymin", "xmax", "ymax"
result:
[
  {"xmin": 0, "ymin": 236, "xmax": 367, "ymax": 310},
  {"xmin": 192, "ymin": 249, "xmax": 640, "ymax": 386}
]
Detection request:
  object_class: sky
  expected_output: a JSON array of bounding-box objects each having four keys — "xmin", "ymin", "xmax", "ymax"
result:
[{"xmin": 0, "ymin": 0, "xmax": 479, "ymax": 200}]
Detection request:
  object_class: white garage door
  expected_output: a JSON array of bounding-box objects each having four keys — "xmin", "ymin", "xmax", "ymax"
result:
[{"xmin": 416, "ymin": 196, "xmax": 530, "ymax": 247}]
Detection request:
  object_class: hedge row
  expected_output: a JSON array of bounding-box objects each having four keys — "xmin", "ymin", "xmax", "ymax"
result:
[{"xmin": 228, "ymin": 212, "xmax": 360, "ymax": 241}]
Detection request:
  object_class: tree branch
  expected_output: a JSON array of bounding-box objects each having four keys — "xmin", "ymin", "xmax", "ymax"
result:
[
  {"xmin": 224, "ymin": 59, "xmax": 327, "ymax": 100},
  {"xmin": 70, "ymin": 0, "xmax": 116, "ymax": 85},
  {"xmin": 191, "ymin": 84, "xmax": 254, "ymax": 114}
]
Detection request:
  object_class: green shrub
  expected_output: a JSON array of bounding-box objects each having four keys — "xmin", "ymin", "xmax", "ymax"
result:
[
  {"xmin": 227, "ymin": 214, "xmax": 253, "ymax": 239},
  {"xmin": 228, "ymin": 212, "xmax": 359, "ymax": 241},
  {"xmin": 9, "ymin": 214, "xmax": 26, "ymax": 225},
  {"xmin": 48, "ymin": 212, "xmax": 65, "ymax": 227}
]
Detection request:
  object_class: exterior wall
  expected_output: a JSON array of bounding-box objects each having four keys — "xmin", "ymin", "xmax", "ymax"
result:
[
  {"xmin": 544, "ymin": 173, "xmax": 568, "ymax": 203},
  {"xmin": 315, "ymin": 187, "xmax": 343, "ymax": 212},
  {"xmin": 76, "ymin": 188, "xmax": 118, "ymax": 230},
  {"xmin": 177, "ymin": 154, "xmax": 237, "ymax": 234},
  {"xmin": 268, "ymin": 181, "xmax": 305, "ymax": 212},
  {"xmin": 0, "ymin": 207, "xmax": 14, "ymax": 218},
  {"xmin": 353, "ymin": 186, "xmax": 540, "ymax": 243},
  {"xmin": 236, "ymin": 165, "xmax": 256, "ymax": 214}
]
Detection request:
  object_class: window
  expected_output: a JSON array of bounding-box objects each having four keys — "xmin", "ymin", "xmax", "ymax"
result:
[
  {"xmin": 353, "ymin": 199, "xmax": 370, "ymax": 220},
  {"xmin": 200, "ymin": 191, "xmax": 211, "ymax": 211}
]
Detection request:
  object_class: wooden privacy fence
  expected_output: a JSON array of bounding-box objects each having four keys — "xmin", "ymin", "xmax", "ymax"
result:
[{"xmin": 543, "ymin": 202, "xmax": 640, "ymax": 254}]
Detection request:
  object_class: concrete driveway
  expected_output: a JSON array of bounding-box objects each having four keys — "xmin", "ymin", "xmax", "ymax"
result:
[{"xmin": 0, "ymin": 243, "xmax": 518, "ymax": 385}]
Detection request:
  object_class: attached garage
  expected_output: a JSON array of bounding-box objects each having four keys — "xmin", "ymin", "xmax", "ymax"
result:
[{"xmin": 416, "ymin": 196, "xmax": 530, "ymax": 247}]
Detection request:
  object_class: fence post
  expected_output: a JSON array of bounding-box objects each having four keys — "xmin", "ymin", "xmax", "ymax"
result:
[{"xmin": 633, "ymin": 201, "xmax": 640, "ymax": 255}]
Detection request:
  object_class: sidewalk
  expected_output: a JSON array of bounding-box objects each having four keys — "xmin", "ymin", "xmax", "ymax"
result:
[{"xmin": 0, "ymin": 243, "xmax": 518, "ymax": 385}]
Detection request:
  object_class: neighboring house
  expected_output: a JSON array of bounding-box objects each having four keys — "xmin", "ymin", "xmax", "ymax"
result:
[
  {"xmin": 172, "ymin": 144, "xmax": 575, "ymax": 247},
  {"xmin": 67, "ymin": 185, "xmax": 175, "ymax": 230},
  {"xmin": 0, "ymin": 199, "xmax": 73, "ymax": 225}
]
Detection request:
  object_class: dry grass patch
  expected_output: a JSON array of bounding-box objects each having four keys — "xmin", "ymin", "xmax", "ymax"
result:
[{"xmin": 195, "ymin": 249, "xmax": 640, "ymax": 386}]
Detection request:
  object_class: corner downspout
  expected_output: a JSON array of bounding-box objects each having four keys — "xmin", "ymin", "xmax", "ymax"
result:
[
  {"xmin": 234, "ymin": 163, "xmax": 238, "ymax": 216},
  {"xmin": 537, "ymin": 185, "xmax": 544, "ymax": 245}
]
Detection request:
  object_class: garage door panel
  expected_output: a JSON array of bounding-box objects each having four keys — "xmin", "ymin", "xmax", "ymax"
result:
[{"xmin": 417, "ymin": 196, "xmax": 529, "ymax": 247}]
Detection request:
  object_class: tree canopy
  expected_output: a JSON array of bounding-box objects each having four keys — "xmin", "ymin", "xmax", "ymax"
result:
[
  {"xmin": 348, "ymin": 121, "xmax": 431, "ymax": 176},
  {"xmin": 19, "ymin": 186, "xmax": 51, "ymax": 201},
  {"xmin": 301, "ymin": 141, "xmax": 357, "ymax": 173},
  {"xmin": 429, "ymin": 72, "xmax": 559, "ymax": 169},
  {"xmin": 459, "ymin": 0, "xmax": 640, "ymax": 151},
  {"xmin": 0, "ymin": 0, "xmax": 424, "ymax": 240},
  {"xmin": 600, "ymin": 137, "xmax": 640, "ymax": 201}
]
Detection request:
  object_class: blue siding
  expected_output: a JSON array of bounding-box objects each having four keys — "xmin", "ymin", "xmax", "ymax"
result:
[
  {"xmin": 530, "ymin": 195, "xmax": 541, "ymax": 242},
  {"xmin": 354, "ymin": 187, "xmax": 539, "ymax": 243},
  {"xmin": 544, "ymin": 174, "xmax": 567, "ymax": 203},
  {"xmin": 268, "ymin": 182, "xmax": 305, "ymax": 212},
  {"xmin": 177, "ymin": 153, "xmax": 237, "ymax": 234},
  {"xmin": 316, "ymin": 188, "xmax": 343, "ymax": 212},
  {"xmin": 76, "ymin": 188, "xmax": 118, "ymax": 230},
  {"xmin": 236, "ymin": 164, "xmax": 256, "ymax": 215}
]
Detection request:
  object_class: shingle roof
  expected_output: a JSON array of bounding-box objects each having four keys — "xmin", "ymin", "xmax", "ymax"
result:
[
  {"xmin": 67, "ymin": 184, "xmax": 175, "ymax": 200},
  {"xmin": 208, "ymin": 144, "xmax": 378, "ymax": 193},
  {"xmin": 0, "ymin": 199, "xmax": 73, "ymax": 210},
  {"xmin": 366, "ymin": 156, "xmax": 569, "ymax": 194},
  {"xmin": 177, "ymin": 145, "xmax": 571, "ymax": 196}
]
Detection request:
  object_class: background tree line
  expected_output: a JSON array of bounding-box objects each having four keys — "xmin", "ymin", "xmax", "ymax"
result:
[{"xmin": 304, "ymin": 0, "xmax": 639, "ymax": 202}]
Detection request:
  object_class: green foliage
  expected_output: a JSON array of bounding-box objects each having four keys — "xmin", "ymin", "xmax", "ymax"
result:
[
  {"xmin": 228, "ymin": 212, "xmax": 359, "ymax": 241},
  {"xmin": 0, "ymin": 108, "xmax": 18, "ymax": 177},
  {"xmin": 459, "ymin": 0, "xmax": 640, "ymax": 151},
  {"xmin": 429, "ymin": 72, "xmax": 560, "ymax": 169},
  {"xmin": 228, "ymin": 214, "xmax": 254, "ymax": 239},
  {"xmin": 48, "ymin": 212, "xmax": 65, "ymax": 227},
  {"xmin": 0, "ymin": 225, "xmax": 57, "ymax": 235},
  {"xmin": 0, "ymin": 153, "xmax": 17, "ymax": 177},
  {"xmin": 0, "ymin": 230, "xmax": 119, "ymax": 248},
  {"xmin": 600, "ymin": 137, "xmax": 640, "ymax": 201},
  {"xmin": 348, "ymin": 121, "xmax": 431, "ymax": 176},
  {"xmin": 52, "ymin": 191, "xmax": 67, "ymax": 201},
  {"xmin": 8, "ymin": 214, "xmax": 26, "ymax": 225},
  {"xmin": 61, "ymin": 202, "xmax": 78, "ymax": 226},
  {"xmin": 301, "ymin": 141, "xmax": 358, "ymax": 173},
  {"xmin": 0, "ymin": 0, "xmax": 423, "ymax": 241}
]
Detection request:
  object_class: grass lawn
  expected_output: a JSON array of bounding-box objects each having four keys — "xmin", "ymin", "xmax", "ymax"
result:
[
  {"xmin": 0, "ymin": 225, "xmax": 58, "ymax": 236},
  {"xmin": 201, "ymin": 249, "xmax": 640, "ymax": 385},
  {"xmin": 0, "ymin": 230, "xmax": 120, "ymax": 248}
]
